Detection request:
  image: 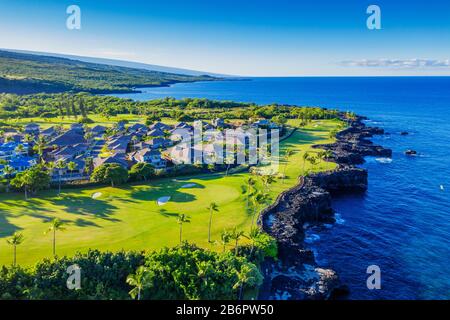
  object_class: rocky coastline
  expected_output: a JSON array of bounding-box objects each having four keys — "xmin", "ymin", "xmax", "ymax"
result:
[{"xmin": 257, "ymin": 115, "xmax": 392, "ymax": 300}]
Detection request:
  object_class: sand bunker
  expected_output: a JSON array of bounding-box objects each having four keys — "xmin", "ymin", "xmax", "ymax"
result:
[
  {"xmin": 157, "ymin": 196, "xmax": 171, "ymax": 206},
  {"xmin": 181, "ymin": 183, "xmax": 197, "ymax": 188},
  {"xmin": 92, "ymin": 192, "xmax": 102, "ymax": 199}
]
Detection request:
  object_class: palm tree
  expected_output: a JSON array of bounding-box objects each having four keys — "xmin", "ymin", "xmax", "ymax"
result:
[
  {"xmin": 46, "ymin": 161, "xmax": 56, "ymax": 179},
  {"xmin": 45, "ymin": 218, "xmax": 66, "ymax": 257},
  {"xmin": 282, "ymin": 148, "xmax": 294, "ymax": 183},
  {"xmin": 307, "ymin": 156, "xmax": 318, "ymax": 173},
  {"xmin": 131, "ymin": 135, "xmax": 139, "ymax": 151},
  {"xmin": 323, "ymin": 150, "xmax": 333, "ymax": 161},
  {"xmin": 55, "ymin": 160, "xmax": 66, "ymax": 195},
  {"xmin": 2, "ymin": 165, "xmax": 15, "ymax": 192},
  {"xmin": 14, "ymin": 144, "xmax": 25, "ymax": 155},
  {"xmin": 23, "ymin": 134, "xmax": 33, "ymax": 144},
  {"xmin": 177, "ymin": 214, "xmax": 190, "ymax": 244},
  {"xmin": 126, "ymin": 266, "xmax": 148, "ymax": 300},
  {"xmin": 67, "ymin": 161, "xmax": 77, "ymax": 180},
  {"xmin": 220, "ymin": 229, "xmax": 231, "ymax": 252},
  {"xmin": 248, "ymin": 227, "xmax": 261, "ymax": 256},
  {"xmin": 84, "ymin": 132, "xmax": 94, "ymax": 145},
  {"xmin": 261, "ymin": 174, "xmax": 276, "ymax": 193},
  {"xmin": 6, "ymin": 232, "xmax": 24, "ymax": 266},
  {"xmin": 244, "ymin": 177, "xmax": 257, "ymax": 211},
  {"xmin": 229, "ymin": 227, "xmax": 246, "ymax": 255},
  {"xmin": 302, "ymin": 151, "xmax": 310, "ymax": 174},
  {"xmin": 206, "ymin": 202, "xmax": 219, "ymax": 243},
  {"xmin": 10, "ymin": 171, "xmax": 29, "ymax": 200},
  {"xmin": 33, "ymin": 136, "xmax": 47, "ymax": 161},
  {"xmin": 250, "ymin": 192, "xmax": 268, "ymax": 228},
  {"xmin": 224, "ymin": 155, "xmax": 235, "ymax": 176},
  {"xmin": 233, "ymin": 264, "xmax": 260, "ymax": 300}
]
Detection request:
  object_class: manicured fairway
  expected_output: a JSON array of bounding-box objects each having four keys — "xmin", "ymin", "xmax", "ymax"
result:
[{"xmin": 0, "ymin": 119, "xmax": 341, "ymax": 266}]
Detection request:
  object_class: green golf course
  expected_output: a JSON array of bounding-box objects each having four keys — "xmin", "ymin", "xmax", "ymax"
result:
[{"xmin": 0, "ymin": 119, "xmax": 341, "ymax": 266}]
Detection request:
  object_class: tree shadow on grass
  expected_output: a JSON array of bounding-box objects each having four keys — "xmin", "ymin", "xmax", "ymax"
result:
[
  {"xmin": 129, "ymin": 184, "xmax": 202, "ymax": 204},
  {"xmin": 73, "ymin": 218, "xmax": 101, "ymax": 228},
  {"xmin": 0, "ymin": 199, "xmax": 57, "ymax": 215},
  {"xmin": 0, "ymin": 210, "xmax": 22, "ymax": 239},
  {"xmin": 157, "ymin": 208, "xmax": 180, "ymax": 219},
  {"xmin": 48, "ymin": 195, "xmax": 120, "ymax": 222}
]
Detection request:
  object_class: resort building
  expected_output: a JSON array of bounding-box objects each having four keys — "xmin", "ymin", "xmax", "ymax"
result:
[
  {"xmin": 24, "ymin": 123, "xmax": 40, "ymax": 135},
  {"xmin": 130, "ymin": 148, "xmax": 166, "ymax": 169}
]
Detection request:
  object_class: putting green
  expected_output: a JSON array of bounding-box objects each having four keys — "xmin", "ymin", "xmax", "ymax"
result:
[{"xmin": 0, "ymin": 119, "xmax": 341, "ymax": 266}]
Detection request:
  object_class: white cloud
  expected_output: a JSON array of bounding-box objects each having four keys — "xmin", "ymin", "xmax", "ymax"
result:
[{"xmin": 340, "ymin": 59, "xmax": 450, "ymax": 68}]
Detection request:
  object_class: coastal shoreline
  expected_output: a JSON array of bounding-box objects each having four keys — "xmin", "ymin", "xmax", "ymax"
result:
[{"xmin": 257, "ymin": 114, "xmax": 392, "ymax": 300}]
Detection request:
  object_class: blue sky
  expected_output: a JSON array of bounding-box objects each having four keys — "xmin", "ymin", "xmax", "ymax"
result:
[{"xmin": 0, "ymin": 0, "xmax": 449, "ymax": 76}]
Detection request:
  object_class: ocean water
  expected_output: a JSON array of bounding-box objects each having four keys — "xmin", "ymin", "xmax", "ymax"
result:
[{"xmin": 113, "ymin": 77, "xmax": 450, "ymax": 299}]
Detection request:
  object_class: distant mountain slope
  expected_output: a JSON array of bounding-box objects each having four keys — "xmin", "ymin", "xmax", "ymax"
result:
[
  {"xmin": 7, "ymin": 49, "xmax": 231, "ymax": 78},
  {"xmin": 0, "ymin": 50, "xmax": 219, "ymax": 94}
]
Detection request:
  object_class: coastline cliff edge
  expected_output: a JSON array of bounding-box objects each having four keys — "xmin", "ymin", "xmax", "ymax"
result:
[{"xmin": 257, "ymin": 114, "xmax": 392, "ymax": 300}]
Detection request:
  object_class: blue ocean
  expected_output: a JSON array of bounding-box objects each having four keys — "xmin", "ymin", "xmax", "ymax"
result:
[{"xmin": 114, "ymin": 77, "xmax": 450, "ymax": 299}]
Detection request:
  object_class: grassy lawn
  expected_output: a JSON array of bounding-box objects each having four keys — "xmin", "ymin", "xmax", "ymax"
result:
[{"xmin": 0, "ymin": 119, "xmax": 341, "ymax": 266}]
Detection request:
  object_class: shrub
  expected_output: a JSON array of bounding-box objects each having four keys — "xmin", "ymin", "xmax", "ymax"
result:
[
  {"xmin": 138, "ymin": 243, "xmax": 263, "ymax": 300},
  {"xmin": 0, "ymin": 250, "xmax": 144, "ymax": 300},
  {"xmin": 91, "ymin": 163, "xmax": 128, "ymax": 187},
  {"xmin": 78, "ymin": 117, "xmax": 94, "ymax": 124},
  {"xmin": 129, "ymin": 162, "xmax": 154, "ymax": 182}
]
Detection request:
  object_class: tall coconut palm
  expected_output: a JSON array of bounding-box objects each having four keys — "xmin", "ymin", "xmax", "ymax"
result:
[
  {"xmin": 14, "ymin": 144, "xmax": 25, "ymax": 155},
  {"xmin": 131, "ymin": 135, "xmax": 139, "ymax": 152},
  {"xmin": 177, "ymin": 214, "xmax": 190, "ymax": 244},
  {"xmin": 45, "ymin": 218, "xmax": 66, "ymax": 257},
  {"xmin": 10, "ymin": 171, "xmax": 29, "ymax": 200},
  {"xmin": 84, "ymin": 132, "xmax": 94, "ymax": 144},
  {"xmin": 250, "ymin": 192, "xmax": 268, "ymax": 228},
  {"xmin": 229, "ymin": 228, "xmax": 246, "ymax": 255},
  {"xmin": 302, "ymin": 151, "xmax": 310, "ymax": 174},
  {"xmin": 33, "ymin": 136, "xmax": 47, "ymax": 161},
  {"xmin": 6, "ymin": 232, "xmax": 24, "ymax": 267},
  {"xmin": 2, "ymin": 165, "xmax": 15, "ymax": 192},
  {"xmin": 224, "ymin": 155, "xmax": 235, "ymax": 176},
  {"xmin": 307, "ymin": 156, "xmax": 318, "ymax": 173},
  {"xmin": 126, "ymin": 266, "xmax": 148, "ymax": 300},
  {"xmin": 67, "ymin": 161, "xmax": 77, "ymax": 180},
  {"xmin": 220, "ymin": 229, "xmax": 231, "ymax": 252},
  {"xmin": 46, "ymin": 161, "xmax": 56, "ymax": 181},
  {"xmin": 323, "ymin": 150, "xmax": 333, "ymax": 161},
  {"xmin": 245, "ymin": 177, "xmax": 257, "ymax": 210},
  {"xmin": 248, "ymin": 227, "xmax": 261, "ymax": 256},
  {"xmin": 206, "ymin": 202, "xmax": 219, "ymax": 243},
  {"xmin": 261, "ymin": 174, "xmax": 275, "ymax": 193},
  {"xmin": 233, "ymin": 264, "xmax": 260, "ymax": 300},
  {"xmin": 55, "ymin": 160, "xmax": 66, "ymax": 195},
  {"xmin": 23, "ymin": 134, "xmax": 33, "ymax": 144}
]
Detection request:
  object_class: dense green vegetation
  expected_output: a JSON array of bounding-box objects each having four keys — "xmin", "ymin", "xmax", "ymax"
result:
[
  {"xmin": 0, "ymin": 50, "xmax": 215, "ymax": 94},
  {"xmin": 0, "ymin": 242, "xmax": 270, "ymax": 300},
  {"xmin": 0, "ymin": 92, "xmax": 339, "ymax": 123}
]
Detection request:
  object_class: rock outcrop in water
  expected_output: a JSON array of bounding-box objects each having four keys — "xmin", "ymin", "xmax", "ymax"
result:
[{"xmin": 258, "ymin": 115, "xmax": 391, "ymax": 300}]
